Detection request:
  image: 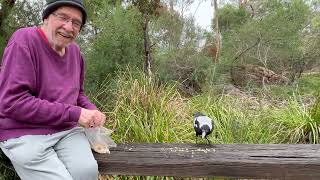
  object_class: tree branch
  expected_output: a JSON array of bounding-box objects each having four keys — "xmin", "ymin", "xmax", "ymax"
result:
[{"xmin": 233, "ymin": 37, "xmax": 261, "ymax": 62}]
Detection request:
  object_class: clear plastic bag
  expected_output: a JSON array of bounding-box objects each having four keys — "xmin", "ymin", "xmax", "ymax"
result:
[{"xmin": 84, "ymin": 127, "xmax": 117, "ymax": 154}]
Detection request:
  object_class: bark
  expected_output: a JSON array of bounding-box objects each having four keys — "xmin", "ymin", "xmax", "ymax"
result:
[
  {"xmin": 143, "ymin": 13, "xmax": 152, "ymax": 77},
  {"xmin": 96, "ymin": 143, "xmax": 320, "ymax": 179},
  {"xmin": 239, "ymin": 0, "xmax": 247, "ymax": 8},
  {"xmin": 169, "ymin": 0, "xmax": 174, "ymax": 12},
  {"xmin": 213, "ymin": 0, "xmax": 220, "ymax": 63}
]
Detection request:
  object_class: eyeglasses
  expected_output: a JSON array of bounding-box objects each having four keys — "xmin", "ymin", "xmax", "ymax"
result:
[{"xmin": 52, "ymin": 13, "xmax": 82, "ymax": 30}]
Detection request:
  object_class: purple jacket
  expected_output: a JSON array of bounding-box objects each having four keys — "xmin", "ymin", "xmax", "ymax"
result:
[{"xmin": 0, "ymin": 27, "xmax": 96, "ymax": 141}]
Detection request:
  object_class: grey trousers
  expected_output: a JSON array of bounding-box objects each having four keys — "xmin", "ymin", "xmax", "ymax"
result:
[{"xmin": 0, "ymin": 127, "xmax": 98, "ymax": 180}]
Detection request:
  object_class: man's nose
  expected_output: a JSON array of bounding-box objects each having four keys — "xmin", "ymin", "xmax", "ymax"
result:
[{"xmin": 63, "ymin": 20, "xmax": 74, "ymax": 32}]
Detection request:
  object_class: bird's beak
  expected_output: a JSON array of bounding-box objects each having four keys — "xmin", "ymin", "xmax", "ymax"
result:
[{"xmin": 202, "ymin": 131, "xmax": 206, "ymax": 138}]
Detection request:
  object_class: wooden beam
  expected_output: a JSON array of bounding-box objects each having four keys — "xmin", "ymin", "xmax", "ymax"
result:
[{"xmin": 94, "ymin": 143, "xmax": 320, "ymax": 179}]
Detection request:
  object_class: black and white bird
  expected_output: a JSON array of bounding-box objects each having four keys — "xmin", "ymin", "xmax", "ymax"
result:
[{"xmin": 193, "ymin": 112, "xmax": 214, "ymax": 144}]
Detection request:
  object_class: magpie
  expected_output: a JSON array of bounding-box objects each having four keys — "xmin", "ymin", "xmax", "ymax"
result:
[{"xmin": 193, "ymin": 112, "xmax": 214, "ymax": 144}]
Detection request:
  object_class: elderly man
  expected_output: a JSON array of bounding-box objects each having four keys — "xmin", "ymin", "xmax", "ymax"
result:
[{"xmin": 0, "ymin": 0, "xmax": 105, "ymax": 179}]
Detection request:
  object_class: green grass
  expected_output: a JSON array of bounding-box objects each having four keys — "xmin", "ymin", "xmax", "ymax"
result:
[
  {"xmin": 91, "ymin": 70, "xmax": 193, "ymax": 143},
  {"xmin": 265, "ymin": 73, "xmax": 320, "ymax": 98},
  {"xmin": 90, "ymin": 70, "xmax": 320, "ymax": 145},
  {"xmin": 86, "ymin": 70, "xmax": 320, "ymax": 145},
  {"xmin": 298, "ymin": 74, "xmax": 320, "ymax": 95},
  {"xmin": 268, "ymin": 96, "xmax": 320, "ymax": 144},
  {"xmin": 190, "ymin": 94, "xmax": 284, "ymax": 144}
]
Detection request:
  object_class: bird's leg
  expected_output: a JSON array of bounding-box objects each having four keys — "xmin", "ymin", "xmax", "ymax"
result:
[
  {"xmin": 196, "ymin": 136, "xmax": 198, "ymax": 144},
  {"xmin": 205, "ymin": 137, "xmax": 211, "ymax": 144}
]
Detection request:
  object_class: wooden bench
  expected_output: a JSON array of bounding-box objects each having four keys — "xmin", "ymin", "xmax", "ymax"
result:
[{"xmin": 94, "ymin": 143, "xmax": 320, "ymax": 179}]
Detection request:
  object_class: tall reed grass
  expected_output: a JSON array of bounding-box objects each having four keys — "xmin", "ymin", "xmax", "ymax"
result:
[
  {"xmin": 91, "ymin": 70, "xmax": 193, "ymax": 143},
  {"xmin": 269, "ymin": 94, "xmax": 320, "ymax": 144},
  {"xmin": 88, "ymin": 70, "xmax": 320, "ymax": 145}
]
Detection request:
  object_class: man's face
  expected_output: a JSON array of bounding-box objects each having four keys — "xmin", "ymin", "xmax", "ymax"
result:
[{"xmin": 43, "ymin": 6, "xmax": 83, "ymax": 51}]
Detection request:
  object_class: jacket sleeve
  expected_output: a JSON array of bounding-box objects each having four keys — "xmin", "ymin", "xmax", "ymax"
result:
[
  {"xmin": 76, "ymin": 55, "xmax": 97, "ymax": 110},
  {"xmin": 0, "ymin": 42, "xmax": 81, "ymax": 126}
]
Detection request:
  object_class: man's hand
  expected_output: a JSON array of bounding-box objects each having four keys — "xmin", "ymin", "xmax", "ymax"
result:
[
  {"xmin": 93, "ymin": 110, "xmax": 106, "ymax": 127},
  {"xmin": 78, "ymin": 108, "xmax": 106, "ymax": 128}
]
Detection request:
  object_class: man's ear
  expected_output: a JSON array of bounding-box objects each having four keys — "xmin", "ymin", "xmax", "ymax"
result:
[{"xmin": 43, "ymin": 18, "xmax": 49, "ymax": 25}]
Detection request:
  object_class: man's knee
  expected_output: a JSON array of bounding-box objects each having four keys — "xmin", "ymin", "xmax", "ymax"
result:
[{"xmin": 68, "ymin": 158, "xmax": 98, "ymax": 180}]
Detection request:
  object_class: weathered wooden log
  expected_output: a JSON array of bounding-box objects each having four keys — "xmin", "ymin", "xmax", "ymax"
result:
[{"xmin": 94, "ymin": 143, "xmax": 320, "ymax": 179}]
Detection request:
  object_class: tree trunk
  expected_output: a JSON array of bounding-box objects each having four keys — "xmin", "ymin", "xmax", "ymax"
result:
[
  {"xmin": 239, "ymin": 0, "xmax": 243, "ymax": 8},
  {"xmin": 169, "ymin": 0, "xmax": 174, "ymax": 12},
  {"xmin": 213, "ymin": 0, "xmax": 220, "ymax": 63},
  {"xmin": 239, "ymin": 0, "xmax": 247, "ymax": 8},
  {"xmin": 143, "ymin": 13, "xmax": 152, "ymax": 77}
]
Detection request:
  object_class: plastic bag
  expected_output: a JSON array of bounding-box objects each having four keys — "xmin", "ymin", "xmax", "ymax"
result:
[{"xmin": 84, "ymin": 127, "xmax": 117, "ymax": 154}]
